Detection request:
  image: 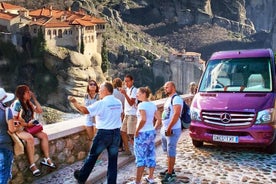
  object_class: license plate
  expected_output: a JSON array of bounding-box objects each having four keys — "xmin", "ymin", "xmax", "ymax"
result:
[{"xmin": 213, "ymin": 134, "xmax": 239, "ymax": 143}]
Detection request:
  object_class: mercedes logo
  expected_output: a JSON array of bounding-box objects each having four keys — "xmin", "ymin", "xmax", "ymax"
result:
[{"xmin": 220, "ymin": 113, "xmax": 231, "ymax": 123}]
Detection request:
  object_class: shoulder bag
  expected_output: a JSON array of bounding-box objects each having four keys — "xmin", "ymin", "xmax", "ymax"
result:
[{"xmin": 5, "ymin": 108, "xmax": 24, "ymax": 156}]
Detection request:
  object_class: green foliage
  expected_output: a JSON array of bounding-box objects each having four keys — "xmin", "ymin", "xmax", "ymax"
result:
[
  {"xmin": 80, "ymin": 36, "xmax": 84, "ymax": 54},
  {"xmin": 0, "ymin": 40, "xmax": 25, "ymax": 87},
  {"xmin": 31, "ymin": 28, "xmax": 46, "ymax": 58},
  {"xmin": 101, "ymin": 38, "xmax": 110, "ymax": 73}
]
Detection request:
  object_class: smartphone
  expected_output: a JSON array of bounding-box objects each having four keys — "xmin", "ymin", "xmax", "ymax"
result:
[
  {"xmin": 32, "ymin": 120, "xmax": 40, "ymax": 125},
  {"xmin": 165, "ymin": 130, "xmax": 173, "ymax": 136},
  {"xmin": 14, "ymin": 122, "xmax": 20, "ymax": 126}
]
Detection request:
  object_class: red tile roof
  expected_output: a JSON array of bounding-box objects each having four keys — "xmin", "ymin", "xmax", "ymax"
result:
[
  {"xmin": 29, "ymin": 7, "xmax": 106, "ymax": 28},
  {"xmin": 0, "ymin": 2, "xmax": 25, "ymax": 11},
  {"xmin": 0, "ymin": 11, "xmax": 18, "ymax": 20}
]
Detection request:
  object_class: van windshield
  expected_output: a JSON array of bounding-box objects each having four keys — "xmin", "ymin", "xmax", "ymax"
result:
[{"xmin": 199, "ymin": 58, "xmax": 272, "ymax": 92}]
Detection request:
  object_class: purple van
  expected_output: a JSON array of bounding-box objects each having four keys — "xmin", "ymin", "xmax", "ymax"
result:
[{"xmin": 189, "ymin": 48, "xmax": 276, "ymax": 153}]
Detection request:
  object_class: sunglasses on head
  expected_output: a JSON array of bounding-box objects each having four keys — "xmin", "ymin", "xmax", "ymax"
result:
[{"xmin": 89, "ymin": 83, "xmax": 96, "ymax": 86}]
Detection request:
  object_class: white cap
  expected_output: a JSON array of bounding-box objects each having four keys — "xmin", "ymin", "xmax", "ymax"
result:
[{"xmin": 0, "ymin": 88, "xmax": 15, "ymax": 103}]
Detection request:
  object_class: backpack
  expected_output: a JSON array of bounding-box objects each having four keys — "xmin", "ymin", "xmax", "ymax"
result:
[{"xmin": 171, "ymin": 95, "xmax": 191, "ymax": 130}]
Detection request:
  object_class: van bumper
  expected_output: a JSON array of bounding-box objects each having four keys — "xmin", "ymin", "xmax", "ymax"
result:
[{"xmin": 189, "ymin": 122, "xmax": 275, "ymax": 147}]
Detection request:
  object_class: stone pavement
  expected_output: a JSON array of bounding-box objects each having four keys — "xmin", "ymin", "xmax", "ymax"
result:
[{"xmin": 33, "ymin": 130, "xmax": 276, "ymax": 184}]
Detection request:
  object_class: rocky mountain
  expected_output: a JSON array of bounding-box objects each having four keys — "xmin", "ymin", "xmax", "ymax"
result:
[{"xmin": 1, "ymin": 0, "xmax": 275, "ymax": 112}]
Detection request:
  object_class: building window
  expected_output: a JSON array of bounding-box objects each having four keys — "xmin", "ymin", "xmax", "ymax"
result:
[
  {"xmin": 47, "ymin": 30, "xmax": 51, "ymax": 35},
  {"xmin": 53, "ymin": 30, "xmax": 57, "ymax": 35},
  {"xmin": 58, "ymin": 29, "xmax": 62, "ymax": 38},
  {"xmin": 64, "ymin": 30, "xmax": 67, "ymax": 35},
  {"xmin": 69, "ymin": 30, "xmax": 72, "ymax": 34},
  {"xmin": 33, "ymin": 28, "xmax": 37, "ymax": 34}
]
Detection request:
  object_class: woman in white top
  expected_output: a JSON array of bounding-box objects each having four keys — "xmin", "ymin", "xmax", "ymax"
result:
[
  {"xmin": 84, "ymin": 79, "xmax": 99, "ymax": 141},
  {"xmin": 130, "ymin": 87, "xmax": 161, "ymax": 184}
]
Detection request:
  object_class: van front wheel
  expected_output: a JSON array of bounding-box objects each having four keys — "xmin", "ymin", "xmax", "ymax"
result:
[
  {"xmin": 265, "ymin": 138, "xmax": 276, "ymax": 154},
  {"xmin": 192, "ymin": 139, "xmax": 203, "ymax": 147}
]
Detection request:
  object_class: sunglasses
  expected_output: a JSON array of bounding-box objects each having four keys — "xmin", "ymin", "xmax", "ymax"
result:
[{"xmin": 89, "ymin": 83, "xmax": 97, "ymax": 86}]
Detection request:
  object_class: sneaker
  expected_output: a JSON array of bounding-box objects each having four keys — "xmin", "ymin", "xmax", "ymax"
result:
[
  {"xmin": 159, "ymin": 169, "xmax": 176, "ymax": 177},
  {"xmin": 74, "ymin": 170, "xmax": 85, "ymax": 184},
  {"xmin": 144, "ymin": 176, "xmax": 155, "ymax": 183},
  {"xmin": 161, "ymin": 173, "xmax": 175, "ymax": 183}
]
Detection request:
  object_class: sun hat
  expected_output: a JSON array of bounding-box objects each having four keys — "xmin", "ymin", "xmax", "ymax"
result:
[{"xmin": 0, "ymin": 88, "xmax": 15, "ymax": 103}]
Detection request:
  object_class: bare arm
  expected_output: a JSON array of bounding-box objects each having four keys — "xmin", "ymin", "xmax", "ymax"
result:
[
  {"xmin": 154, "ymin": 110, "xmax": 162, "ymax": 129},
  {"xmin": 119, "ymin": 88, "xmax": 136, "ymax": 106},
  {"xmin": 68, "ymin": 96, "xmax": 89, "ymax": 114},
  {"xmin": 30, "ymin": 91, "xmax": 43, "ymax": 114}
]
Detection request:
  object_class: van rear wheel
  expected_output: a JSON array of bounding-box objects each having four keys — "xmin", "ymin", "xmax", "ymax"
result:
[{"xmin": 192, "ymin": 139, "xmax": 203, "ymax": 147}]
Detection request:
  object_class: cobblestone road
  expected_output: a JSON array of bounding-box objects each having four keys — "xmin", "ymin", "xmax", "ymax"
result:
[
  {"xmin": 34, "ymin": 130, "xmax": 276, "ymax": 184},
  {"xmin": 98, "ymin": 130, "xmax": 276, "ymax": 184}
]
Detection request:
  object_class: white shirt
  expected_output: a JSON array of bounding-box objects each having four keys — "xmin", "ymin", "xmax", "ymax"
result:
[
  {"xmin": 161, "ymin": 94, "xmax": 182, "ymax": 129},
  {"xmin": 84, "ymin": 93, "xmax": 99, "ymax": 125},
  {"xmin": 87, "ymin": 95, "xmax": 122, "ymax": 129},
  {"xmin": 136, "ymin": 101, "xmax": 157, "ymax": 132},
  {"xmin": 113, "ymin": 88, "xmax": 125, "ymax": 109},
  {"xmin": 124, "ymin": 86, "xmax": 137, "ymax": 115}
]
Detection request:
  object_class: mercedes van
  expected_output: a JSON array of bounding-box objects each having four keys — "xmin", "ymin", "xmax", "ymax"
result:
[{"xmin": 189, "ymin": 48, "xmax": 276, "ymax": 153}]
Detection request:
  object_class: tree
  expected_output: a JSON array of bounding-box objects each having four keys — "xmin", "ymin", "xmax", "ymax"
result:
[
  {"xmin": 101, "ymin": 38, "xmax": 110, "ymax": 73},
  {"xmin": 80, "ymin": 36, "xmax": 84, "ymax": 54},
  {"xmin": 32, "ymin": 27, "xmax": 46, "ymax": 58}
]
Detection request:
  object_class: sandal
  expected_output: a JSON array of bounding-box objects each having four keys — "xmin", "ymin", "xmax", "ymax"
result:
[
  {"xmin": 29, "ymin": 163, "xmax": 41, "ymax": 177},
  {"xmin": 40, "ymin": 157, "xmax": 56, "ymax": 168}
]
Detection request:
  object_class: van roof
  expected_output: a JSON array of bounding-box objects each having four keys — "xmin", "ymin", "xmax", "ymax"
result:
[{"xmin": 209, "ymin": 48, "xmax": 273, "ymax": 60}]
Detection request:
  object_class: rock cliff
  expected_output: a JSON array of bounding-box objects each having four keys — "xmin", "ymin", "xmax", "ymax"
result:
[
  {"xmin": 43, "ymin": 47, "xmax": 105, "ymax": 111},
  {"xmin": 245, "ymin": 0, "xmax": 276, "ymax": 32}
]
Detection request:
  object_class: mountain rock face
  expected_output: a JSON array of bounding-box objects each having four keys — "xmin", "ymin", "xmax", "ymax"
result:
[
  {"xmin": 43, "ymin": 47, "xmax": 105, "ymax": 111},
  {"xmin": 116, "ymin": 0, "xmax": 255, "ymax": 36},
  {"xmin": 245, "ymin": 0, "xmax": 276, "ymax": 32}
]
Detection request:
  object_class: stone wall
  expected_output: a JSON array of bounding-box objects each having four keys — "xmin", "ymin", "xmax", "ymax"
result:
[{"xmin": 11, "ymin": 116, "xmax": 90, "ymax": 184}]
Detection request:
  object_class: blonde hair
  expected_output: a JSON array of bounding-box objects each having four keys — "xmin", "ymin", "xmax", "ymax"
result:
[{"xmin": 138, "ymin": 86, "xmax": 152, "ymax": 98}]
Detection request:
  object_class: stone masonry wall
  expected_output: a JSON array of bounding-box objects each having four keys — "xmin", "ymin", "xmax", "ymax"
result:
[{"xmin": 11, "ymin": 129, "xmax": 90, "ymax": 184}]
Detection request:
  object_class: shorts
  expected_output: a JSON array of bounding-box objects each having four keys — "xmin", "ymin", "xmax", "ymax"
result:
[
  {"xmin": 134, "ymin": 130, "xmax": 156, "ymax": 167},
  {"xmin": 121, "ymin": 115, "xmax": 137, "ymax": 135},
  {"xmin": 0, "ymin": 148, "xmax": 13, "ymax": 184},
  {"xmin": 161, "ymin": 128, "xmax": 181, "ymax": 157}
]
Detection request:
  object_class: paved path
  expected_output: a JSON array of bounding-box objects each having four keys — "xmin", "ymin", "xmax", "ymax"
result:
[{"xmin": 33, "ymin": 130, "xmax": 276, "ymax": 184}]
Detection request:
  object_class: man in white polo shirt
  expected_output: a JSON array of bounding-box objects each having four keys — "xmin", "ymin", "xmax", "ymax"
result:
[{"xmin": 68, "ymin": 82, "xmax": 123, "ymax": 184}]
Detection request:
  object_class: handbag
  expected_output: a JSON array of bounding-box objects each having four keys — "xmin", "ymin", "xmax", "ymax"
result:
[
  {"xmin": 5, "ymin": 107, "xmax": 24, "ymax": 156},
  {"xmin": 25, "ymin": 123, "xmax": 43, "ymax": 135},
  {"xmin": 7, "ymin": 131, "xmax": 25, "ymax": 156}
]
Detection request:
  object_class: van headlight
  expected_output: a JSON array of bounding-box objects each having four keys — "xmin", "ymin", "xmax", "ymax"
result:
[
  {"xmin": 255, "ymin": 108, "xmax": 273, "ymax": 124},
  {"xmin": 190, "ymin": 107, "xmax": 202, "ymax": 121}
]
